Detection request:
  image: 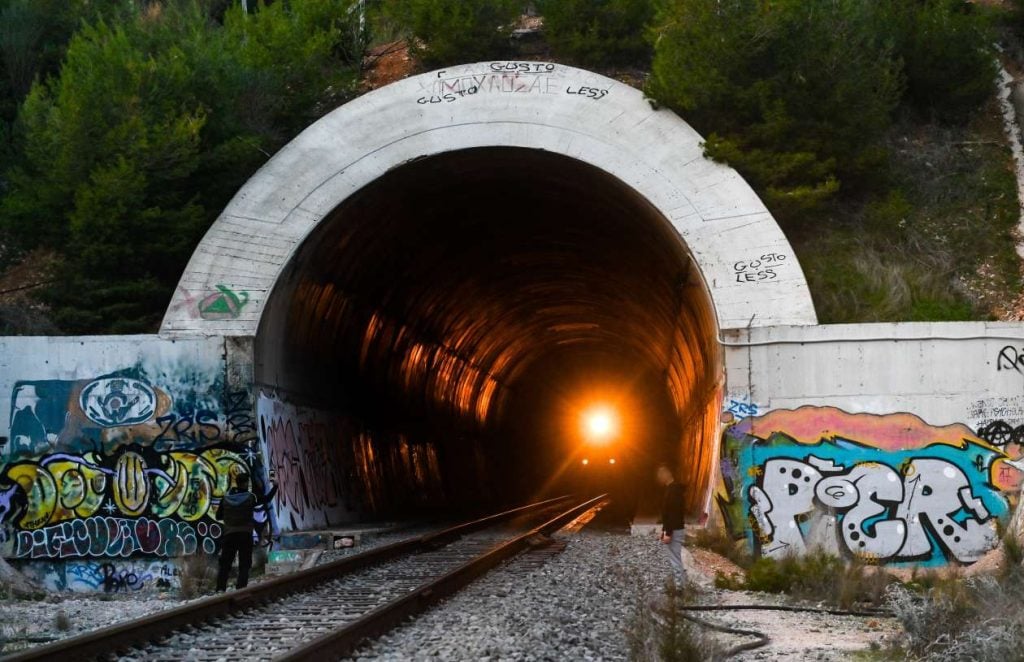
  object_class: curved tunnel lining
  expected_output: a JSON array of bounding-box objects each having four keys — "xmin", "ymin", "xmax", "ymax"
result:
[{"xmin": 253, "ymin": 147, "xmax": 722, "ymax": 529}]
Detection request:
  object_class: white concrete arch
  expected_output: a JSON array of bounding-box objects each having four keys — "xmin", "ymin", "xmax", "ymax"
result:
[{"xmin": 160, "ymin": 61, "xmax": 817, "ymax": 336}]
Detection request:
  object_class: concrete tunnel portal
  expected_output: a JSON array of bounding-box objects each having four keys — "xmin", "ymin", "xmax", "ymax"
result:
[
  {"xmin": 162, "ymin": 62, "xmax": 818, "ymax": 528},
  {"xmin": 255, "ymin": 147, "xmax": 720, "ymax": 519}
]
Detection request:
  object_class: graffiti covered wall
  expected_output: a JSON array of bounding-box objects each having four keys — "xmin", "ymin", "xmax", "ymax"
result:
[
  {"xmin": 719, "ymin": 407, "xmax": 1017, "ymax": 565},
  {"xmin": 0, "ymin": 337, "xmax": 263, "ymax": 573},
  {"xmin": 257, "ymin": 391, "xmax": 448, "ymax": 531},
  {"xmin": 719, "ymin": 323, "xmax": 1024, "ymax": 566}
]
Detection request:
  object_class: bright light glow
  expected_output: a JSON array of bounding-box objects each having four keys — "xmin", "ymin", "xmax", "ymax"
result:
[
  {"xmin": 609, "ymin": 458, "xmax": 616, "ymax": 464},
  {"xmin": 581, "ymin": 458, "xmax": 589, "ymax": 466},
  {"xmin": 581, "ymin": 405, "xmax": 618, "ymax": 444}
]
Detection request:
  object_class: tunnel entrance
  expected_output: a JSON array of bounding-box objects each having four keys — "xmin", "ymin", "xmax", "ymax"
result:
[
  {"xmin": 164, "ymin": 62, "xmax": 816, "ymax": 533},
  {"xmin": 254, "ymin": 147, "xmax": 721, "ymax": 527}
]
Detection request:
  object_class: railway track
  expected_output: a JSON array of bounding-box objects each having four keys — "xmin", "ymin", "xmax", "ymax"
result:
[{"xmin": 4, "ymin": 494, "xmax": 606, "ymax": 662}]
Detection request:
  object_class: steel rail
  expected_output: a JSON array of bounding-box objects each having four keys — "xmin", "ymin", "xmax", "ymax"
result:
[
  {"xmin": 1, "ymin": 495, "xmax": 575, "ymax": 662},
  {"xmin": 275, "ymin": 493, "xmax": 609, "ymax": 661}
]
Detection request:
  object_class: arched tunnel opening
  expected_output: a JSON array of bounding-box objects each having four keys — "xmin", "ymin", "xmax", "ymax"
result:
[{"xmin": 254, "ymin": 147, "xmax": 722, "ymax": 530}]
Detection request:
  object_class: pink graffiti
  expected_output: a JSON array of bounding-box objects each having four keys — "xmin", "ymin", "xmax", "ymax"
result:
[{"xmin": 265, "ymin": 415, "xmax": 345, "ymax": 526}]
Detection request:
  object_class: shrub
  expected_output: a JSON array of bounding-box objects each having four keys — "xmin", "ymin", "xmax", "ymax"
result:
[
  {"xmin": 630, "ymin": 580, "xmax": 721, "ymax": 662},
  {"xmin": 733, "ymin": 550, "xmax": 895, "ymax": 609},
  {"xmin": 537, "ymin": 0, "xmax": 653, "ymax": 67},
  {"xmin": 687, "ymin": 526, "xmax": 752, "ymax": 569},
  {"xmin": 886, "ymin": 0, "xmax": 996, "ymax": 122},
  {"xmin": 53, "ymin": 609, "xmax": 71, "ymax": 632},
  {"xmin": 178, "ymin": 553, "xmax": 217, "ymax": 599},
  {"xmin": 648, "ymin": 0, "xmax": 902, "ymax": 220},
  {"xmin": 0, "ymin": 0, "xmax": 363, "ymax": 333},
  {"xmin": 885, "ymin": 536, "xmax": 1024, "ymax": 660},
  {"xmin": 383, "ymin": 0, "xmax": 522, "ymax": 68}
]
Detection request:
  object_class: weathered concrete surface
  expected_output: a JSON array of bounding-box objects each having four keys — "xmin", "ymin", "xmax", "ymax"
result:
[
  {"xmin": 160, "ymin": 61, "xmax": 817, "ymax": 337},
  {"xmin": 723, "ymin": 321, "xmax": 1024, "ymax": 427},
  {"xmin": 0, "ymin": 335, "xmax": 267, "ymax": 593},
  {"xmin": 718, "ymin": 322, "xmax": 1024, "ymax": 566}
]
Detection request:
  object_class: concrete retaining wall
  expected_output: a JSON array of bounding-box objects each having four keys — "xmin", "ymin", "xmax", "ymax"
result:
[
  {"xmin": 1, "ymin": 318, "xmax": 1023, "ymax": 592},
  {"xmin": 718, "ymin": 322, "xmax": 1024, "ymax": 566},
  {"xmin": 0, "ymin": 335, "xmax": 265, "ymax": 592}
]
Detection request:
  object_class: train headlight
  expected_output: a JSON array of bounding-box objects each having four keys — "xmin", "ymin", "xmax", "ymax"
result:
[{"xmin": 581, "ymin": 405, "xmax": 618, "ymax": 445}]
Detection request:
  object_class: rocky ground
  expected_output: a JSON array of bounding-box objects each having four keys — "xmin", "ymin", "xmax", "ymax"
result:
[
  {"xmin": 351, "ymin": 527, "xmax": 899, "ymax": 661},
  {"xmin": 0, "ymin": 594, "xmax": 191, "ymax": 654},
  {"xmin": 0, "ymin": 526, "xmax": 899, "ymax": 660}
]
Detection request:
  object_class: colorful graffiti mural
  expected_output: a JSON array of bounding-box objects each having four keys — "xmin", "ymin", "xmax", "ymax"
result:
[
  {"xmin": 1, "ymin": 368, "xmax": 263, "ymax": 560},
  {"xmin": 719, "ymin": 407, "xmax": 1019, "ymax": 565}
]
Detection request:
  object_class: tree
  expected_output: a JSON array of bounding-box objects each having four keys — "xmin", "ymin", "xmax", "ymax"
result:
[
  {"xmin": 648, "ymin": 0, "xmax": 903, "ymax": 219},
  {"xmin": 537, "ymin": 0, "xmax": 654, "ymax": 68},
  {"xmin": 383, "ymin": 0, "xmax": 522, "ymax": 68},
  {"xmin": 887, "ymin": 0, "xmax": 996, "ymax": 122},
  {"xmin": 0, "ymin": 0, "xmax": 364, "ymax": 333}
]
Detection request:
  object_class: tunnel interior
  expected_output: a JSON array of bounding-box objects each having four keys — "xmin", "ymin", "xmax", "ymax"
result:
[{"xmin": 255, "ymin": 147, "xmax": 722, "ymax": 527}]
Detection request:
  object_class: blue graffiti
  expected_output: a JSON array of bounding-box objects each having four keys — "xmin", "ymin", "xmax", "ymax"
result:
[{"xmin": 732, "ymin": 433, "xmax": 1007, "ymax": 565}]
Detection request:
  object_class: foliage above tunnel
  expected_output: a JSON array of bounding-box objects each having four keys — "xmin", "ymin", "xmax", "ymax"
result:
[
  {"xmin": 647, "ymin": 0, "xmax": 996, "ymax": 218},
  {"xmin": 0, "ymin": 0, "xmax": 364, "ymax": 333},
  {"xmin": 0, "ymin": 0, "xmax": 1019, "ymax": 331}
]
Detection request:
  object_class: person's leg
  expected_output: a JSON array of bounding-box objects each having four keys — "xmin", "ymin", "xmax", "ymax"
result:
[
  {"xmin": 216, "ymin": 533, "xmax": 240, "ymax": 591},
  {"xmin": 666, "ymin": 529, "xmax": 687, "ymax": 581},
  {"xmin": 236, "ymin": 534, "xmax": 254, "ymax": 589}
]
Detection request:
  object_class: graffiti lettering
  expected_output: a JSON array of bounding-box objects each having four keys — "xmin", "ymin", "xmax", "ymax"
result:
[
  {"xmin": 725, "ymin": 398, "xmax": 761, "ymax": 418},
  {"xmin": 489, "ymin": 61, "xmax": 556, "ymax": 73},
  {"xmin": 733, "ymin": 253, "xmax": 788, "ymax": 284},
  {"xmin": 720, "ymin": 408, "xmax": 1013, "ymax": 565},
  {"xmin": 997, "ymin": 346, "xmax": 1024, "ymax": 374},
  {"xmin": 11, "ymin": 516, "xmax": 219, "ymax": 559},
  {"xmin": 565, "ymin": 86, "xmax": 608, "ymax": 101},
  {"xmin": 19, "ymin": 559, "xmax": 181, "ymax": 592},
  {"xmin": 0, "ymin": 444, "xmax": 249, "ymax": 534},
  {"xmin": 265, "ymin": 416, "xmax": 345, "ymax": 529}
]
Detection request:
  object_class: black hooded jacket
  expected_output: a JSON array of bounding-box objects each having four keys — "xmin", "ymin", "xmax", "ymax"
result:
[{"xmin": 661, "ymin": 482, "xmax": 686, "ymax": 534}]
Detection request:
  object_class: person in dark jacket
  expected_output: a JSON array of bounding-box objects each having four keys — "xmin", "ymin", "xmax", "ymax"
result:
[
  {"xmin": 657, "ymin": 464, "xmax": 687, "ymax": 581},
  {"xmin": 215, "ymin": 473, "xmax": 257, "ymax": 591}
]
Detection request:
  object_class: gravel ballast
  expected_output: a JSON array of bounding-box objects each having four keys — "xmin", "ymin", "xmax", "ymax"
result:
[
  {"xmin": 352, "ymin": 528, "xmax": 898, "ymax": 661},
  {"xmin": 354, "ymin": 529, "xmax": 669, "ymax": 661}
]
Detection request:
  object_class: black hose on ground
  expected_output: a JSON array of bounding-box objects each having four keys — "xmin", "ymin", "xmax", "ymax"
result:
[
  {"xmin": 678, "ymin": 612, "xmax": 771, "ymax": 658},
  {"xmin": 674, "ymin": 603, "xmax": 894, "ymax": 659}
]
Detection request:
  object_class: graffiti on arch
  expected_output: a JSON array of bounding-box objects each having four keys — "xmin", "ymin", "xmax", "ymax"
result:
[
  {"xmin": 1, "ymin": 367, "xmax": 263, "ymax": 559},
  {"xmin": 718, "ymin": 407, "xmax": 1019, "ymax": 566}
]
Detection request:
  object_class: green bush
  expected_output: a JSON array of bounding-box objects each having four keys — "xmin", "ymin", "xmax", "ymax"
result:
[
  {"xmin": 0, "ymin": 0, "xmax": 363, "ymax": 332},
  {"xmin": 648, "ymin": 0, "xmax": 902, "ymax": 220},
  {"xmin": 733, "ymin": 550, "xmax": 895, "ymax": 609},
  {"xmin": 886, "ymin": 0, "xmax": 996, "ymax": 122},
  {"xmin": 383, "ymin": 0, "xmax": 522, "ymax": 68},
  {"xmin": 537, "ymin": 0, "xmax": 653, "ymax": 67}
]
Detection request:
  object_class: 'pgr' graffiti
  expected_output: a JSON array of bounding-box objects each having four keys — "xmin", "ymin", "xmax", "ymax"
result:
[{"xmin": 719, "ymin": 407, "xmax": 1017, "ymax": 565}]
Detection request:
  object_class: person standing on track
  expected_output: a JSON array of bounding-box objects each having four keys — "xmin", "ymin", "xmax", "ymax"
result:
[
  {"xmin": 215, "ymin": 473, "xmax": 258, "ymax": 592},
  {"xmin": 656, "ymin": 464, "xmax": 687, "ymax": 583}
]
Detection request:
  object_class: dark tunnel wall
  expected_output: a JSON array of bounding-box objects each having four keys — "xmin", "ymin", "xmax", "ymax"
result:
[{"xmin": 254, "ymin": 147, "xmax": 721, "ymax": 528}]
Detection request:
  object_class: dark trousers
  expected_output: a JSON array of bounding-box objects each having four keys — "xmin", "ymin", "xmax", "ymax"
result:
[{"xmin": 216, "ymin": 531, "xmax": 254, "ymax": 591}]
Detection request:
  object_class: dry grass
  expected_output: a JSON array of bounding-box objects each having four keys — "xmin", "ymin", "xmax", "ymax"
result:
[
  {"xmin": 714, "ymin": 549, "xmax": 897, "ymax": 610},
  {"xmin": 52, "ymin": 610, "xmax": 70, "ymax": 632},
  {"xmin": 885, "ymin": 536, "xmax": 1024, "ymax": 660},
  {"xmin": 794, "ymin": 100, "xmax": 1021, "ymax": 324},
  {"xmin": 177, "ymin": 554, "xmax": 217, "ymax": 599},
  {"xmin": 628, "ymin": 579, "xmax": 723, "ymax": 662}
]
